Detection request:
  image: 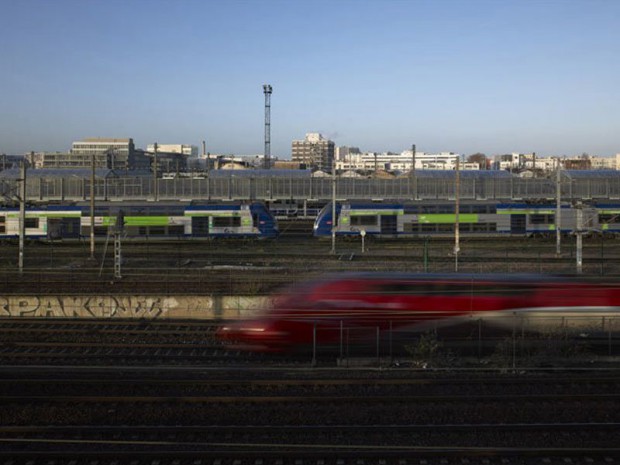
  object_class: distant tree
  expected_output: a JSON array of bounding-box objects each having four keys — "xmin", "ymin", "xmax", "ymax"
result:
[{"xmin": 467, "ymin": 153, "xmax": 488, "ymax": 169}]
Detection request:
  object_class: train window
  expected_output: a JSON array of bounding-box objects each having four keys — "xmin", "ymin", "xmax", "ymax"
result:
[
  {"xmin": 377, "ymin": 282, "xmax": 476, "ymax": 297},
  {"xmin": 351, "ymin": 215, "xmax": 377, "ymax": 226},
  {"xmin": 0, "ymin": 226, "xmax": 4, "ymax": 234},
  {"xmin": 129, "ymin": 208, "xmax": 148, "ymax": 216},
  {"xmin": 213, "ymin": 216, "xmax": 241, "ymax": 228},
  {"xmin": 168, "ymin": 225, "xmax": 185, "ymax": 235},
  {"xmin": 403, "ymin": 222, "xmax": 418, "ymax": 233},
  {"xmin": 124, "ymin": 226, "xmax": 139, "ymax": 236},
  {"xmin": 470, "ymin": 205, "xmax": 490, "ymax": 213},
  {"xmin": 420, "ymin": 224, "xmax": 436, "ymax": 232},
  {"xmin": 149, "ymin": 226, "xmax": 166, "ymax": 235},
  {"xmin": 471, "ymin": 283, "xmax": 531, "ymax": 297},
  {"xmin": 192, "ymin": 217, "xmax": 209, "ymax": 235},
  {"xmin": 0, "ymin": 216, "xmax": 5, "ymax": 224},
  {"xmin": 437, "ymin": 205, "xmax": 454, "ymax": 214},
  {"xmin": 139, "ymin": 226, "xmax": 147, "ymax": 235},
  {"xmin": 599, "ymin": 214, "xmax": 619, "ymax": 224},
  {"xmin": 530, "ymin": 214, "xmax": 554, "ymax": 224},
  {"xmin": 437, "ymin": 224, "xmax": 454, "ymax": 232},
  {"xmin": 25, "ymin": 218, "xmax": 39, "ymax": 229},
  {"xmin": 375, "ymin": 283, "xmax": 434, "ymax": 296},
  {"xmin": 94, "ymin": 226, "xmax": 108, "ymax": 236}
]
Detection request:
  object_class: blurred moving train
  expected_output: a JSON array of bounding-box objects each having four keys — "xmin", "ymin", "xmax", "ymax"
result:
[
  {"xmin": 217, "ymin": 273, "xmax": 620, "ymax": 352},
  {"xmin": 314, "ymin": 201, "xmax": 620, "ymax": 237},
  {"xmin": 0, "ymin": 201, "xmax": 279, "ymax": 240}
]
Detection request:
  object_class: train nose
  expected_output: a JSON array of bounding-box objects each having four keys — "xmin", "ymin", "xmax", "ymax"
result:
[
  {"xmin": 217, "ymin": 323, "xmax": 266, "ymax": 341},
  {"xmin": 216, "ymin": 320, "xmax": 287, "ymax": 351}
]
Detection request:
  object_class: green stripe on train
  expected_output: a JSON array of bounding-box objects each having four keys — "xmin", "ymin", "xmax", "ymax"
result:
[
  {"xmin": 417, "ymin": 214, "xmax": 479, "ymax": 224},
  {"xmin": 349, "ymin": 210, "xmax": 404, "ymax": 216},
  {"xmin": 497, "ymin": 210, "xmax": 555, "ymax": 214},
  {"xmin": 101, "ymin": 216, "xmax": 172, "ymax": 226},
  {"xmin": 184, "ymin": 212, "xmax": 241, "ymax": 217}
]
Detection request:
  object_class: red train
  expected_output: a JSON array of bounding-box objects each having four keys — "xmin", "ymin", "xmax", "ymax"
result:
[{"xmin": 217, "ymin": 273, "xmax": 620, "ymax": 353}]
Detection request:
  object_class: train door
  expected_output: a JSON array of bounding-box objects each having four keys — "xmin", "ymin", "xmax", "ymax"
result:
[
  {"xmin": 191, "ymin": 216, "xmax": 210, "ymax": 236},
  {"xmin": 510, "ymin": 214, "xmax": 526, "ymax": 234},
  {"xmin": 380, "ymin": 215, "xmax": 398, "ymax": 234},
  {"xmin": 252, "ymin": 213, "xmax": 259, "ymax": 232},
  {"xmin": 48, "ymin": 218, "xmax": 81, "ymax": 239},
  {"xmin": 48, "ymin": 219, "xmax": 61, "ymax": 239}
]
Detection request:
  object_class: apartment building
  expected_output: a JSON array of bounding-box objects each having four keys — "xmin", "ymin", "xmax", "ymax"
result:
[{"xmin": 291, "ymin": 133, "xmax": 335, "ymax": 173}]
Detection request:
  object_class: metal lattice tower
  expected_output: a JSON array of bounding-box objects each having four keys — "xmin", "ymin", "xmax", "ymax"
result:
[
  {"xmin": 114, "ymin": 210, "xmax": 125, "ymax": 280},
  {"xmin": 263, "ymin": 84, "xmax": 272, "ymax": 169}
]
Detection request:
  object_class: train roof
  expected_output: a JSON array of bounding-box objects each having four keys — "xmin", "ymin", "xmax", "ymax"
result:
[{"xmin": 299, "ymin": 272, "xmax": 572, "ymax": 284}]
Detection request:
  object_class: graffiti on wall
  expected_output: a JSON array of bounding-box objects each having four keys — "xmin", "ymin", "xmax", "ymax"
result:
[
  {"xmin": 0, "ymin": 296, "xmax": 185, "ymax": 318},
  {"xmin": 0, "ymin": 295, "xmax": 270, "ymax": 319}
]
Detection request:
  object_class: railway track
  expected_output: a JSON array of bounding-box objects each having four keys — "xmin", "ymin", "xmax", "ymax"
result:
[
  {"xmin": 1, "ymin": 368, "xmax": 620, "ymax": 463},
  {"xmin": 1, "ymin": 317, "xmax": 619, "ymax": 367},
  {"xmin": 2, "ymin": 447, "xmax": 619, "ymax": 465},
  {"xmin": 0, "ymin": 318, "xmax": 257, "ymax": 365},
  {"xmin": 1, "ymin": 235, "xmax": 620, "ymax": 294}
]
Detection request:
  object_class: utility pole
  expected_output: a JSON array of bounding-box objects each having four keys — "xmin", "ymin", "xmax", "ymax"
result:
[
  {"xmin": 556, "ymin": 158, "xmax": 562, "ymax": 257},
  {"xmin": 575, "ymin": 202, "xmax": 583, "ymax": 274},
  {"xmin": 18, "ymin": 160, "xmax": 27, "ymax": 275},
  {"xmin": 411, "ymin": 144, "xmax": 416, "ymax": 200},
  {"xmin": 263, "ymin": 84, "xmax": 272, "ymax": 170},
  {"xmin": 454, "ymin": 156, "xmax": 460, "ymax": 272},
  {"xmin": 90, "ymin": 152, "xmax": 95, "ymax": 260},
  {"xmin": 153, "ymin": 142, "xmax": 158, "ymax": 201},
  {"xmin": 331, "ymin": 169, "xmax": 337, "ymax": 255},
  {"xmin": 203, "ymin": 140, "xmax": 209, "ymax": 174},
  {"xmin": 114, "ymin": 210, "xmax": 125, "ymax": 280}
]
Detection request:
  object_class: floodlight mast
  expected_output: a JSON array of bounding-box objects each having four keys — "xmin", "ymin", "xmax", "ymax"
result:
[{"xmin": 263, "ymin": 84, "xmax": 272, "ymax": 170}]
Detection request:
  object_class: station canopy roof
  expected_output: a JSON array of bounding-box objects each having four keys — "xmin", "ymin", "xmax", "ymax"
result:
[
  {"xmin": 207, "ymin": 169, "xmax": 313, "ymax": 178},
  {"xmin": 563, "ymin": 170, "xmax": 620, "ymax": 179},
  {"xmin": 409, "ymin": 170, "xmax": 513, "ymax": 179}
]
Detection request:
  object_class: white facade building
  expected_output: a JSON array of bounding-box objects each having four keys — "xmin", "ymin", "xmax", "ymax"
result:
[
  {"xmin": 590, "ymin": 155, "xmax": 618, "ymax": 170},
  {"xmin": 146, "ymin": 144, "xmax": 198, "ymax": 156},
  {"xmin": 335, "ymin": 150, "xmax": 475, "ymax": 172},
  {"xmin": 496, "ymin": 153, "xmax": 620, "ymax": 171}
]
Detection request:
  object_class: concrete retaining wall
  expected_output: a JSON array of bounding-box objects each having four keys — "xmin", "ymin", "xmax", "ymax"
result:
[{"xmin": 0, "ymin": 295, "xmax": 270, "ymax": 319}]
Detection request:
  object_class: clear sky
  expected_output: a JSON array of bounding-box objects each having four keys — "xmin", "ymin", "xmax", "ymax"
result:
[{"xmin": 1, "ymin": 0, "xmax": 619, "ymax": 158}]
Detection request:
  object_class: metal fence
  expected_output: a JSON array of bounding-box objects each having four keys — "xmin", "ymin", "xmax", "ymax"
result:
[
  {"xmin": 312, "ymin": 314, "xmax": 620, "ymax": 367},
  {"xmin": 4, "ymin": 174, "xmax": 620, "ymax": 203}
]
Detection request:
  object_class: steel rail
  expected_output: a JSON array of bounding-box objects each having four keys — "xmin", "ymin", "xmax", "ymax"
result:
[
  {"xmin": 2, "ymin": 393, "xmax": 619, "ymax": 403},
  {"xmin": 2, "ymin": 375, "xmax": 620, "ymax": 386},
  {"xmin": 1, "ymin": 422, "xmax": 619, "ymax": 433}
]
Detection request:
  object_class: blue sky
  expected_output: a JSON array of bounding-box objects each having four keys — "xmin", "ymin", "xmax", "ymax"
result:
[{"xmin": 1, "ymin": 0, "xmax": 619, "ymax": 158}]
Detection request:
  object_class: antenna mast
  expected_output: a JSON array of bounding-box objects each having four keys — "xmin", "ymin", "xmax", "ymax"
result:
[{"xmin": 263, "ymin": 84, "xmax": 272, "ymax": 169}]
